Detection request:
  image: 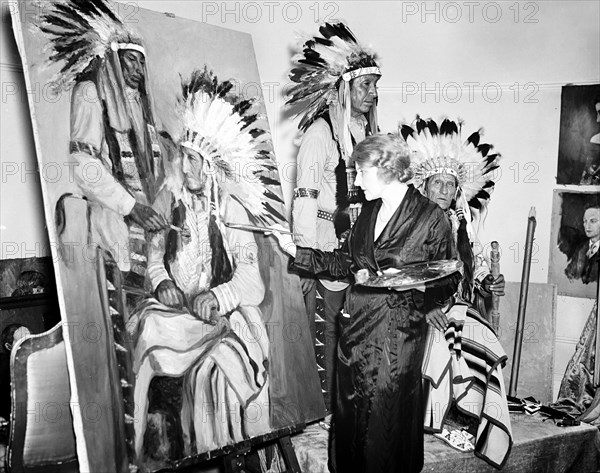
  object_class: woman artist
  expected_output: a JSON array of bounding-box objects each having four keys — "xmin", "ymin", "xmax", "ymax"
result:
[{"xmin": 272, "ymin": 133, "xmax": 460, "ymax": 473}]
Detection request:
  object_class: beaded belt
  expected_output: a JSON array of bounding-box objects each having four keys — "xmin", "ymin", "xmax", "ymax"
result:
[
  {"xmin": 317, "ymin": 210, "xmax": 334, "ymax": 222},
  {"xmin": 70, "ymin": 141, "xmax": 99, "ymax": 158},
  {"xmin": 294, "ymin": 187, "xmax": 319, "ymax": 199}
]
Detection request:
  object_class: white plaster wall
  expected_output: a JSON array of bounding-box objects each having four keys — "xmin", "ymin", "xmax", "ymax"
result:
[{"xmin": 1, "ymin": 0, "xmax": 598, "ymax": 399}]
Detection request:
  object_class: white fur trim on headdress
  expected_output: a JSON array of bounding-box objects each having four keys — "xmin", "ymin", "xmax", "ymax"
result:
[
  {"xmin": 341, "ymin": 66, "xmax": 382, "ymax": 82},
  {"xmin": 111, "ymin": 42, "xmax": 146, "ymax": 55}
]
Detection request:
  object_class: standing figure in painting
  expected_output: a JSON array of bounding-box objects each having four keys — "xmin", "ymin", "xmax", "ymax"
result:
[
  {"xmin": 126, "ymin": 67, "xmax": 285, "ymax": 460},
  {"xmin": 565, "ymin": 203, "xmax": 600, "ymax": 285},
  {"xmin": 402, "ymin": 118, "xmax": 512, "ymax": 468},
  {"xmin": 271, "ymin": 134, "xmax": 460, "ymax": 473},
  {"xmin": 285, "ymin": 22, "xmax": 382, "ymax": 413},
  {"xmin": 37, "ymin": 0, "xmax": 168, "ymax": 285}
]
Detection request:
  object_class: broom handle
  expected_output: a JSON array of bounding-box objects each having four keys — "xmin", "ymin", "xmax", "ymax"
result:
[{"xmin": 489, "ymin": 241, "xmax": 501, "ymax": 333}]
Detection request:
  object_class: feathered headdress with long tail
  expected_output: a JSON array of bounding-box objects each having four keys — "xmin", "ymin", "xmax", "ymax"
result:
[
  {"xmin": 34, "ymin": 0, "xmax": 145, "ymax": 90},
  {"xmin": 285, "ymin": 22, "xmax": 381, "ymax": 160},
  {"xmin": 174, "ymin": 67, "xmax": 285, "ymax": 226},
  {"xmin": 400, "ymin": 117, "xmax": 500, "ymax": 224}
]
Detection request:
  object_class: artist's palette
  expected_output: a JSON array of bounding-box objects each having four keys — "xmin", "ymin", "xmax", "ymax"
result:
[{"xmin": 356, "ymin": 259, "xmax": 463, "ymax": 290}]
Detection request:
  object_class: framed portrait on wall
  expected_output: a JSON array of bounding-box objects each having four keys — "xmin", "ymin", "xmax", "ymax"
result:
[
  {"xmin": 556, "ymin": 84, "xmax": 600, "ymax": 185},
  {"xmin": 549, "ymin": 189, "xmax": 599, "ymax": 298}
]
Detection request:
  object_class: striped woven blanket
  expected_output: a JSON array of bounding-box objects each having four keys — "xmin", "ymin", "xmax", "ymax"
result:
[{"xmin": 422, "ymin": 303, "xmax": 513, "ymax": 469}]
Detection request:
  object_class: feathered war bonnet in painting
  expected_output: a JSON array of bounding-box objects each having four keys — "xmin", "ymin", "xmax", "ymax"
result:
[{"xmin": 160, "ymin": 67, "xmax": 286, "ymax": 288}]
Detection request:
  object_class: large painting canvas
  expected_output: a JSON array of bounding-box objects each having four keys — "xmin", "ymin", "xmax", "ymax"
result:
[{"xmin": 10, "ymin": 2, "xmax": 324, "ymax": 471}]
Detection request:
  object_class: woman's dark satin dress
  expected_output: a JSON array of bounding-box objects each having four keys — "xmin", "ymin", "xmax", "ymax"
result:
[{"xmin": 294, "ymin": 186, "xmax": 460, "ymax": 473}]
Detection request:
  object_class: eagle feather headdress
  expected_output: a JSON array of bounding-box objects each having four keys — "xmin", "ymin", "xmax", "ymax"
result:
[
  {"xmin": 400, "ymin": 117, "xmax": 500, "ymax": 224},
  {"xmin": 285, "ymin": 22, "xmax": 381, "ymax": 160},
  {"xmin": 34, "ymin": 0, "xmax": 145, "ymax": 90},
  {"xmin": 174, "ymin": 67, "xmax": 285, "ymax": 226}
]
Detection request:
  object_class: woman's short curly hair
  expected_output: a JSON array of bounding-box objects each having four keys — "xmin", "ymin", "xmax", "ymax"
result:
[{"xmin": 351, "ymin": 133, "xmax": 413, "ymax": 184}]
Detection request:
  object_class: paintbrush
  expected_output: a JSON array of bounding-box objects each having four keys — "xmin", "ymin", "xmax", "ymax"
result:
[{"xmin": 224, "ymin": 222, "xmax": 299, "ymax": 236}]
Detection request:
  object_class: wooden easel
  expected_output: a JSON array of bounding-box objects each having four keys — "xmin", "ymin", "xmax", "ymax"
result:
[
  {"xmin": 174, "ymin": 424, "xmax": 305, "ymax": 473},
  {"xmin": 222, "ymin": 431, "xmax": 302, "ymax": 473}
]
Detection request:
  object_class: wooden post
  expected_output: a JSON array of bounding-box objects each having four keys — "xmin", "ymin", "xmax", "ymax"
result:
[
  {"xmin": 489, "ymin": 241, "xmax": 501, "ymax": 333},
  {"xmin": 594, "ymin": 273, "xmax": 600, "ymax": 386},
  {"xmin": 509, "ymin": 207, "xmax": 536, "ymax": 398}
]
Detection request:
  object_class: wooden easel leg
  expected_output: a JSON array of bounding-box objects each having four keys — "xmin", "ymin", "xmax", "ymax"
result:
[
  {"xmin": 223, "ymin": 447, "xmax": 250, "ymax": 473},
  {"xmin": 277, "ymin": 435, "xmax": 301, "ymax": 473},
  {"xmin": 218, "ymin": 428, "xmax": 303, "ymax": 473}
]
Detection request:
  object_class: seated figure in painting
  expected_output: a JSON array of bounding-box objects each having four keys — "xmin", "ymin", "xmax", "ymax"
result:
[
  {"xmin": 126, "ymin": 67, "xmax": 285, "ymax": 458},
  {"xmin": 401, "ymin": 118, "xmax": 512, "ymax": 469},
  {"xmin": 565, "ymin": 203, "xmax": 599, "ymax": 285}
]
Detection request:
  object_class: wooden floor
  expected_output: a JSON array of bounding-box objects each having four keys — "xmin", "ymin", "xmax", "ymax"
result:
[
  {"xmin": 291, "ymin": 412, "xmax": 600, "ymax": 473},
  {"xmin": 2, "ymin": 412, "xmax": 597, "ymax": 472}
]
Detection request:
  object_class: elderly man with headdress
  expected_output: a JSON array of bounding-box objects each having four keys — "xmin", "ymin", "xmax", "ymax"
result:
[
  {"xmin": 285, "ymin": 23, "xmax": 381, "ymax": 413},
  {"xmin": 126, "ymin": 67, "xmax": 285, "ymax": 459},
  {"xmin": 401, "ymin": 118, "xmax": 512, "ymax": 468},
  {"xmin": 37, "ymin": 0, "xmax": 168, "ymax": 286},
  {"xmin": 403, "ymin": 118, "xmax": 506, "ymax": 315}
]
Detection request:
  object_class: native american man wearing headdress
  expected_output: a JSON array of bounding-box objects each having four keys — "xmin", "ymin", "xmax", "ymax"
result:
[
  {"xmin": 403, "ymin": 118, "xmax": 506, "ymax": 314},
  {"xmin": 286, "ymin": 23, "xmax": 381, "ymax": 412},
  {"xmin": 401, "ymin": 118, "xmax": 512, "ymax": 468},
  {"xmin": 37, "ymin": 0, "xmax": 168, "ymax": 286},
  {"xmin": 125, "ymin": 67, "xmax": 285, "ymax": 459}
]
